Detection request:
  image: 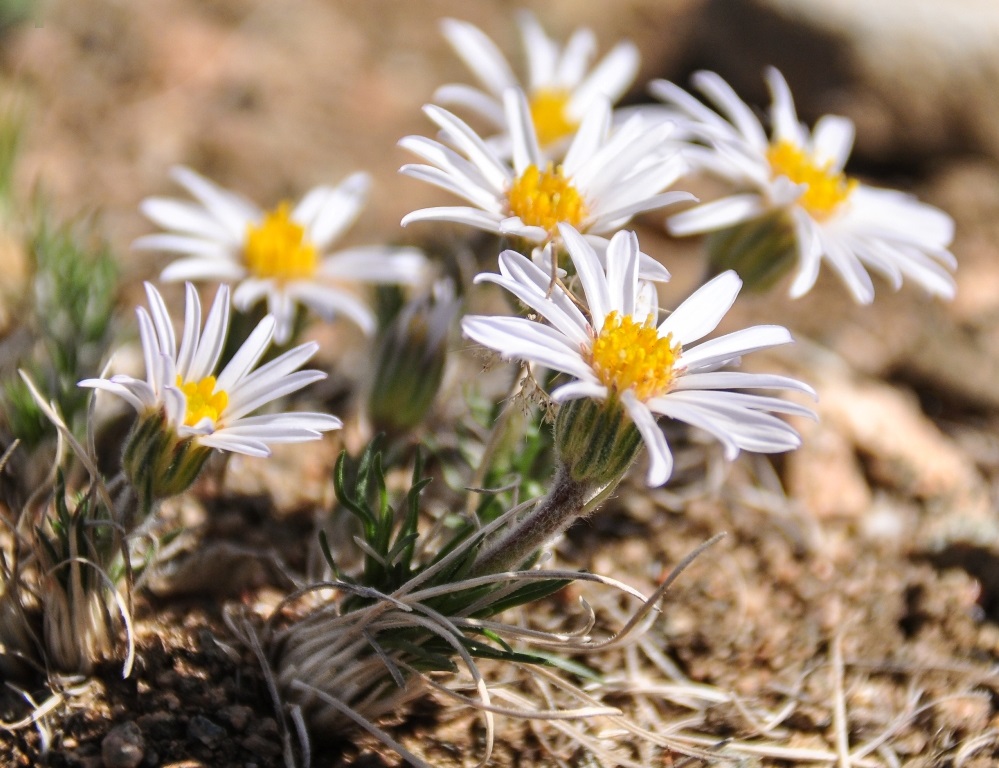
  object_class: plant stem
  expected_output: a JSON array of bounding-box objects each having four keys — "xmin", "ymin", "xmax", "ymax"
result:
[{"xmin": 470, "ymin": 466, "xmax": 593, "ymax": 576}]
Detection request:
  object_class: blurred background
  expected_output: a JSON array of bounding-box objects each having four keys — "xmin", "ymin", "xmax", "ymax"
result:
[{"xmin": 3, "ymin": 0, "xmax": 998, "ymax": 258}]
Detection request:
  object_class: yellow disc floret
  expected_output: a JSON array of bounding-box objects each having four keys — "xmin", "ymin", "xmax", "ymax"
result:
[
  {"xmin": 767, "ymin": 140, "xmax": 857, "ymax": 220},
  {"xmin": 507, "ymin": 163, "xmax": 588, "ymax": 235},
  {"xmin": 588, "ymin": 311, "xmax": 680, "ymax": 401},
  {"xmin": 177, "ymin": 375, "xmax": 228, "ymax": 428},
  {"xmin": 245, "ymin": 202, "xmax": 318, "ymax": 281},
  {"xmin": 529, "ymin": 88, "xmax": 577, "ymax": 147}
]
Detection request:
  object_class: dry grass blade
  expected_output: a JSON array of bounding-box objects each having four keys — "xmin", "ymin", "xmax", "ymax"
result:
[{"xmin": 290, "ymin": 680, "xmax": 433, "ymax": 768}]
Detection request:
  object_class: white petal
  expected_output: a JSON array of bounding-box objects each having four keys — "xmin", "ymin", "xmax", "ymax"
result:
[
  {"xmin": 549, "ymin": 380, "xmax": 607, "ymax": 402},
  {"xmin": 399, "ymin": 162, "xmax": 501, "ymax": 213},
  {"xmin": 431, "ymin": 84, "xmax": 506, "ymax": 127},
  {"xmin": 667, "ymin": 194, "xmax": 764, "ymax": 236},
  {"xmin": 517, "ymin": 10, "xmax": 558, "ymax": 90},
  {"xmin": 820, "ymin": 231, "xmax": 875, "ymax": 304},
  {"xmin": 170, "ymin": 166, "xmax": 259, "ymax": 240},
  {"xmin": 225, "ymin": 369, "xmax": 327, "ymax": 422},
  {"xmin": 215, "ymin": 315, "xmax": 277, "ymax": 393},
  {"xmin": 134, "ymin": 233, "xmax": 234, "ymax": 259},
  {"xmin": 441, "ymin": 18, "xmax": 517, "ymax": 97},
  {"xmin": 143, "ymin": 282, "xmax": 176, "ymax": 361},
  {"xmin": 196, "ymin": 433, "xmax": 271, "ymax": 457},
  {"xmin": 475, "ymin": 251, "xmax": 589, "ymax": 344},
  {"xmin": 604, "ymin": 229, "xmax": 640, "ymax": 318},
  {"xmin": 286, "ymin": 281, "xmax": 377, "ymax": 335},
  {"xmin": 679, "ymin": 325, "xmax": 794, "ymax": 371},
  {"xmin": 176, "ymin": 283, "xmax": 202, "ymax": 380},
  {"xmin": 646, "ymin": 395, "xmax": 740, "ymax": 460},
  {"xmin": 788, "ymin": 210, "xmax": 823, "ymax": 299},
  {"xmin": 674, "ymin": 371, "xmax": 816, "ymax": 397},
  {"xmin": 554, "ymin": 27, "xmax": 597, "ymax": 88},
  {"xmin": 562, "ymin": 97, "xmax": 611, "ymax": 176},
  {"xmin": 423, "ymin": 105, "xmax": 512, "ymax": 193},
  {"xmin": 189, "ymin": 284, "xmax": 231, "ymax": 381},
  {"xmin": 669, "ymin": 389, "xmax": 814, "ymax": 419},
  {"xmin": 658, "ymin": 270, "xmax": 741, "ymax": 345},
  {"xmin": 160, "ymin": 256, "xmax": 246, "ymax": 283},
  {"xmin": 229, "ymin": 411, "xmax": 342, "ymax": 431},
  {"xmin": 558, "ymin": 223, "xmax": 611, "ymax": 324},
  {"xmin": 78, "ymin": 378, "xmax": 149, "ymax": 413},
  {"xmin": 461, "ymin": 316, "xmax": 594, "ymax": 381},
  {"xmin": 135, "ymin": 309, "xmax": 161, "ymax": 392},
  {"xmin": 306, "ymin": 172, "xmax": 371, "ymax": 250},
  {"xmin": 621, "ymin": 391, "xmax": 673, "ymax": 487},
  {"xmin": 319, "ymin": 247, "xmax": 427, "ymax": 284},
  {"xmin": 567, "ymin": 40, "xmax": 639, "ymax": 114},
  {"xmin": 232, "ymin": 278, "xmax": 272, "ymax": 313},
  {"xmin": 691, "ymin": 70, "xmax": 769, "ymax": 150},
  {"xmin": 648, "ymin": 78, "xmax": 739, "ymax": 139},
  {"xmin": 811, "ymin": 115, "xmax": 854, "ymax": 170},
  {"xmin": 765, "ymin": 68, "xmax": 805, "ymax": 147},
  {"xmin": 588, "ymin": 190, "xmax": 697, "ymax": 234},
  {"xmin": 401, "ymin": 206, "xmax": 504, "ymax": 234},
  {"xmin": 497, "ymin": 218, "xmax": 548, "ymax": 242},
  {"xmin": 139, "ymin": 197, "xmax": 236, "ymax": 242},
  {"xmin": 503, "ymin": 88, "xmax": 542, "ymax": 174}
]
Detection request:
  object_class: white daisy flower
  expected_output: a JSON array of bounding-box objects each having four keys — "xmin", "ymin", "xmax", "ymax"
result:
[
  {"xmin": 80, "ymin": 282, "xmax": 341, "ymax": 458},
  {"xmin": 400, "ymin": 88, "xmax": 692, "ymax": 249},
  {"xmin": 434, "ymin": 11, "xmax": 639, "ymax": 154},
  {"xmin": 134, "ymin": 167, "xmax": 428, "ymax": 345},
  {"xmin": 650, "ymin": 68, "xmax": 957, "ymax": 303},
  {"xmin": 461, "ymin": 224, "xmax": 813, "ymax": 487}
]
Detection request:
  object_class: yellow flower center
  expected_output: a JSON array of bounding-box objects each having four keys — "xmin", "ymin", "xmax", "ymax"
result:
[
  {"xmin": 529, "ymin": 88, "xmax": 577, "ymax": 147},
  {"xmin": 588, "ymin": 311, "xmax": 680, "ymax": 401},
  {"xmin": 766, "ymin": 140, "xmax": 857, "ymax": 220},
  {"xmin": 507, "ymin": 163, "xmax": 588, "ymax": 236},
  {"xmin": 244, "ymin": 202, "xmax": 318, "ymax": 281},
  {"xmin": 177, "ymin": 375, "xmax": 228, "ymax": 428}
]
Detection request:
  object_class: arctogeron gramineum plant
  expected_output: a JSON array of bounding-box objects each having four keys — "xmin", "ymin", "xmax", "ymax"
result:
[{"xmin": 0, "ymin": 8, "xmax": 961, "ymax": 768}]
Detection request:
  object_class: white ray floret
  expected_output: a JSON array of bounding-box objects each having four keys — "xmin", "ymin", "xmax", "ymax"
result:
[
  {"xmin": 80, "ymin": 282, "xmax": 341, "ymax": 457},
  {"xmin": 401, "ymin": 89, "xmax": 692, "ymax": 247},
  {"xmin": 461, "ymin": 224, "xmax": 814, "ymax": 487},
  {"xmin": 134, "ymin": 167, "xmax": 428, "ymax": 344},
  {"xmin": 435, "ymin": 11, "xmax": 639, "ymax": 154},
  {"xmin": 650, "ymin": 68, "xmax": 956, "ymax": 303}
]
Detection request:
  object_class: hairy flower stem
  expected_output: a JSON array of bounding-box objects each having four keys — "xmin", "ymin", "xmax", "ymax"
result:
[{"xmin": 470, "ymin": 466, "xmax": 596, "ymax": 576}]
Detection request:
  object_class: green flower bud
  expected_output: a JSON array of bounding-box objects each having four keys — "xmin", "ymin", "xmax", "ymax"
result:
[
  {"xmin": 367, "ymin": 282, "xmax": 459, "ymax": 435},
  {"xmin": 122, "ymin": 410, "xmax": 212, "ymax": 508},
  {"xmin": 554, "ymin": 396, "xmax": 642, "ymax": 487},
  {"xmin": 705, "ymin": 209, "xmax": 797, "ymax": 293}
]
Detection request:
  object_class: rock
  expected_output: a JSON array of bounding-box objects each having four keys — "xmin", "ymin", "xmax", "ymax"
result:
[
  {"xmin": 812, "ymin": 364, "xmax": 999, "ymax": 568},
  {"xmin": 218, "ymin": 704, "xmax": 253, "ymax": 732},
  {"xmin": 786, "ymin": 416, "xmax": 871, "ymax": 519},
  {"xmin": 186, "ymin": 714, "xmax": 226, "ymax": 747},
  {"xmin": 101, "ymin": 721, "xmax": 144, "ymax": 768},
  {"xmin": 683, "ymin": 0, "xmax": 999, "ymax": 164},
  {"xmin": 240, "ymin": 733, "xmax": 282, "ymax": 759}
]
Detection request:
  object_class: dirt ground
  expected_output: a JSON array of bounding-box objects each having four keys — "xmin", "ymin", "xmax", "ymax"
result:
[{"xmin": 2, "ymin": 1, "xmax": 999, "ymax": 766}]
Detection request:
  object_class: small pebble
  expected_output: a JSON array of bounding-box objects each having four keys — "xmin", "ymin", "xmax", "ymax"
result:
[
  {"xmin": 241, "ymin": 733, "xmax": 282, "ymax": 758},
  {"xmin": 187, "ymin": 714, "xmax": 226, "ymax": 747},
  {"xmin": 101, "ymin": 721, "xmax": 145, "ymax": 768},
  {"xmin": 219, "ymin": 704, "xmax": 253, "ymax": 732}
]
